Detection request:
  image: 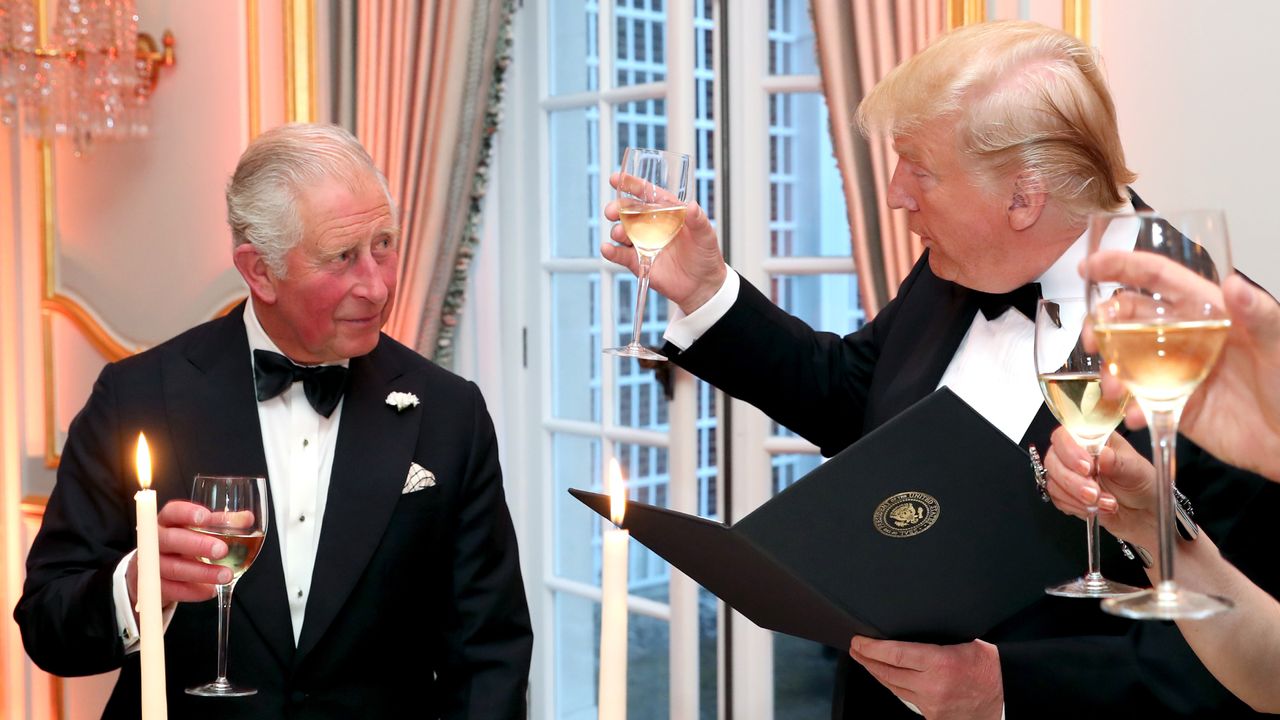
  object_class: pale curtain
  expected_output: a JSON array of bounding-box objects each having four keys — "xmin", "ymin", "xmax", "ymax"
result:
[
  {"xmin": 812, "ymin": 0, "xmax": 945, "ymax": 317},
  {"xmin": 355, "ymin": 0, "xmax": 513, "ymax": 366}
]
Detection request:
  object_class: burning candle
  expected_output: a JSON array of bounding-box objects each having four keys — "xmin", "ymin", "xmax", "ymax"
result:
[
  {"xmin": 599, "ymin": 458, "xmax": 629, "ymax": 720},
  {"xmin": 135, "ymin": 433, "xmax": 167, "ymax": 719}
]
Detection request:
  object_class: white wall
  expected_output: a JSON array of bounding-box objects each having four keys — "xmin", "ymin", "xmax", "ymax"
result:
[{"xmin": 1095, "ymin": 0, "xmax": 1280, "ymax": 294}]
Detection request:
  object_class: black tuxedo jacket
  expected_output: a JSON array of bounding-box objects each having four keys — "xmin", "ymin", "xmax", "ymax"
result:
[
  {"xmin": 15, "ymin": 305, "xmax": 533, "ymax": 719},
  {"xmin": 669, "ymin": 258, "xmax": 1280, "ymax": 718}
]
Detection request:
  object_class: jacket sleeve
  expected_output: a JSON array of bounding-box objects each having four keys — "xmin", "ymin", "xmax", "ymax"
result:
[
  {"xmin": 667, "ymin": 258, "xmax": 927, "ymax": 456},
  {"xmin": 14, "ymin": 362, "xmax": 135, "ymax": 676},
  {"xmin": 437, "ymin": 382, "xmax": 533, "ymax": 720}
]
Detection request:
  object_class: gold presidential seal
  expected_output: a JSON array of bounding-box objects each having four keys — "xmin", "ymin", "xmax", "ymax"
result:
[{"xmin": 873, "ymin": 491, "xmax": 940, "ymax": 538}]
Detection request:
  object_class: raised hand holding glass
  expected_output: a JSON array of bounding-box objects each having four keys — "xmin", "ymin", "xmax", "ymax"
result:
[
  {"xmin": 185, "ymin": 474, "xmax": 268, "ymax": 697},
  {"xmin": 603, "ymin": 147, "xmax": 691, "ymax": 361}
]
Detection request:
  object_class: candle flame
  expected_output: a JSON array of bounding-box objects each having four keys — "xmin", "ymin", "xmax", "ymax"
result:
[
  {"xmin": 136, "ymin": 432, "xmax": 152, "ymax": 490},
  {"xmin": 608, "ymin": 458, "xmax": 626, "ymax": 526}
]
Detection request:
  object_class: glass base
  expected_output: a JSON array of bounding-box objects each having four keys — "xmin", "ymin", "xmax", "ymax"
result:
[
  {"xmin": 1045, "ymin": 573, "xmax": 1144, "ymax": 598},
  {"xmin": 603, "ymin": 344, "xmax": 667, "ymax": 362},
  {"xmin": 185, "ymin": 680, "xmax": 257, "ymax": 697},
  {"xmin": 1101, "ymin": 585, "xmax": 1233, "ymax": 620}
]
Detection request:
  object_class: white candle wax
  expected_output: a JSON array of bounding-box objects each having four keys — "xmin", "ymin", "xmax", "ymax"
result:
[
  {"xmin": 135, "ymin": 434, "xmax": 167, "ymax": 720},
  {"xmin": 599, "ymin": 523, "xmax": 628, "ymax": 720},
  {"xmin": 599, "ymin": 458, "xmax": 628, "ymax": 720}
]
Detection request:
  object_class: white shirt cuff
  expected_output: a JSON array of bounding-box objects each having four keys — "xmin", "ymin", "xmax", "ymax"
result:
[
  {"xmin": 901, "ymin": 698, "xmax": 1004, "ymax": 718},
  {"xmin": 113, "ymin": 549, "xmax": 178, "ymax": 654},
  {"xmin": 662, "ymin": 267, "xmax": 740, "ymax": 351}
]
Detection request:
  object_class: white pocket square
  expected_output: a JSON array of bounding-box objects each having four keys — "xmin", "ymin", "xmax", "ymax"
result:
[{"xmin": 403, "ymin": 462, "xmax": 436, "ymax": 494}]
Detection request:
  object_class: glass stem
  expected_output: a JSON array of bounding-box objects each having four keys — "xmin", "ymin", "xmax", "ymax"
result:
[
  {"xmin": 629, "ymin": 252, "xmax": 654, "ymax": 348},
  {"xmin": 1085, "ymin": 450, "xmax": 1103, "ymax": 580},
  {"xmin": 1145, "ymin": 407, "xmax": 1181, "ymax": 600},
  {"xmin": 214, "ymin": 582, "xmax": 235, "ymax": 685}
]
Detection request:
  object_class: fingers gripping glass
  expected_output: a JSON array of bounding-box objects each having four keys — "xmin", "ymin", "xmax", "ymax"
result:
[
  {"xmin": 603, "ymin": 147, "xmax": 691, "ymax": 362},
  {"xmin": 1086, "ymin": 209, "xmax": 1234, "ymax": 620},
  {"xmin": 185, "ymin": 475, "xmax": 269, "ymax": 697},
  {"xmin": 1034, "ymin": 297, "xmax": 1142, "ymax": 598}
]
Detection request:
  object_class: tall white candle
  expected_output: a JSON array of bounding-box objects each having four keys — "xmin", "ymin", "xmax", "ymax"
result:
[
  {"xmin": 135, "ymin": 433, "xmax": 167, "ymax": 720},
  {"xmin": 599, "ymin": 459, "xmax": 629, "ymax": 720}
]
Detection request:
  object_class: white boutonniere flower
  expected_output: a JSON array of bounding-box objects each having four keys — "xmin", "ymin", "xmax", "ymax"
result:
[{"xmin": 385, "ymin": 391, "xmax": 420, "ymax": 412}]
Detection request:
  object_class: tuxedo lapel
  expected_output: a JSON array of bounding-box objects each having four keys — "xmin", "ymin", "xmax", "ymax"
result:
[
  {"xmin": 164, "ymin": 305, "xmax": 296, "ymax": 670},
  {"xmin": 1019, "ymin": 402, "xmax": 1059, "ymax": 453},
  {"xmin": 869, "ymin": 270, "xmax": 981, "ymax": 430},
  {"xmin": 295, "ymin": 339, "xmax": 419, "ymax": 663}
]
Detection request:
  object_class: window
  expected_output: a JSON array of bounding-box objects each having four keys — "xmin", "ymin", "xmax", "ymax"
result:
[{"xmin": 508, "ymin": 1, "xmax": 860, "ymax": 716}]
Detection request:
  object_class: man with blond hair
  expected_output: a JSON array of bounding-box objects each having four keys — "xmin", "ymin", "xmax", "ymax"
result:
[{"xmin": 603, "ymin": 20, "xmax": 1279, "ymax": 718}]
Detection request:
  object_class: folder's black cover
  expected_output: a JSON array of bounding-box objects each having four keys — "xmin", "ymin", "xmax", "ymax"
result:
[{"xmin": 570, "ymin": 388, "xmax": 1084, "ymax": 649}]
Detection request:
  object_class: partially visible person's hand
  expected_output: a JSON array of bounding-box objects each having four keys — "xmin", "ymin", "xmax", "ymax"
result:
[
  {"xmin": 1043, "ymin": 427, "xmax": 1159, "ymax": 551},
  {"xmin": 126, "ymin": 500, "xmax": 231, "ymax": 612},
  {"xmin": 848, "ymin": 636, "xmax": 1002, "ymax": 720},
  {"xmin": 602, "ymin": 172, "xmax": 726, "ymax": 314},
  {"xmin": 1084, "ymin": 253, "xmax": 1280, "ymax": 483}
]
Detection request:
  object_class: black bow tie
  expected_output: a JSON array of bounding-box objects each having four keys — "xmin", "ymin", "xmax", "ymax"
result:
[
  {"xmin": 976, "ymin": 282, "xmax": 1042, "ymax": 322},
  {"xmin": 253, "ymin": 349, "xmax": 349, "ymax": 418}
]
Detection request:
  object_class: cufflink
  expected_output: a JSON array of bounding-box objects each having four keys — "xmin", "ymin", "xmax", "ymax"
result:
[{"xmin": 1028, "ymin": 444, "xmax": 1050, "ymax": 503}]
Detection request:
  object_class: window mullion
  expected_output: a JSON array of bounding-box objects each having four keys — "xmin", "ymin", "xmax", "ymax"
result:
[
  {"xmin": 664, "ymin": 2, "xmax": 701, "ymax": 718},
  {"xmin": 724, "ymin": 0, "xmax": 776, "ymax": 716}
]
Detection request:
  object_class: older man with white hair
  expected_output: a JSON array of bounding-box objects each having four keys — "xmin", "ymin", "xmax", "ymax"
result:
[
  {"xmin": 603, "ymin": 20, "xmax": 1280, "ymax": 719},
  {"xmin": 17, "ymin": 123, "xmax": 533, "ymax": 719}
]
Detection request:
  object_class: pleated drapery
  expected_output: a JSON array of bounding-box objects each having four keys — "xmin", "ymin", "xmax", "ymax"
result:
[
  {"xmin": 355, "ymin": 0, "xmax": 514, "ymax": 365},
  {"xmin": 812, "ymin": 0, "xmax": 945, "ymax": 317}
]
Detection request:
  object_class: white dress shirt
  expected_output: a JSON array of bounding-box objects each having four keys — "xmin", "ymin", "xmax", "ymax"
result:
[{"xmin": 114, "ymin": 298, "xmax": 347, "ymax": 650}]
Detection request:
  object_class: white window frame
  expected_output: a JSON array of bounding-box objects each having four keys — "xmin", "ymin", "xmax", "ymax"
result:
[
  {"xmin": 501, "ymin": 2, "xmax": 706, "ymax": 719},
  {"xmin": 498, "ymin": 2, "xmax": 854, "ymax": 717},
  {"xmin": 722, "ymin": 4, "xmax": 854, "ymax": 717}
]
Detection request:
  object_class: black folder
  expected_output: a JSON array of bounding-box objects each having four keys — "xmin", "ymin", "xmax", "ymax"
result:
[{"xmin": 570, "ymin": 387, "xmax": 1084, "ymax": 649}]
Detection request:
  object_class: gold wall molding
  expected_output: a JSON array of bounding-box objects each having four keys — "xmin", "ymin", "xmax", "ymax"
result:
[
  {"xmin": 1063, "ymin": 0, "xmax": 1091, "ymax": 44},
  {"xmin": 284, "ymin": 0, "xmax": 317, "ymax": 123},
  {"xmin": 37, "ymin": 0, "xmax": 290, "ymax": 466},
  {"xmin": 248, "ymin": 0, "xmax": 262, "ymax": 139},
  {"xmin": 947, "ymin": 0, "xmax": 985, "ymax": 29}
]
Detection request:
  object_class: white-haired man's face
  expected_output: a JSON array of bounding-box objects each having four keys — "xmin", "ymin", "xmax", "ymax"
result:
[
  {"xmin": 887, "ymin": 121, "xmax": 1042, "ymax": 293},
  {"xmin": 252, "ymin": 175, "xmax": 400, "ymax": 363}
]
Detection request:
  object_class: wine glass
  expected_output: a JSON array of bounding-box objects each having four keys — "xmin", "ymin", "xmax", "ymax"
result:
[
  {"xmin": 1086, "ymin": 209, "xmax": 1234, "ymax": 620},
  {"xmin": 602, "ymin": 147, "xmax": 691, "ymax": 361},
  {"xmin": 1035, "ymin": 296, "xmax": 1142, "ymax": 598},
  {"xmin": 185, "ymin": 474, "xmax": 269, "ymax": 697}
]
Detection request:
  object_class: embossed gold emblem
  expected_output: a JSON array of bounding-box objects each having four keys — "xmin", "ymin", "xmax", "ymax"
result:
[{"xmin": 873, "ymin": 491, "xmax": 940, "ymax": 538}]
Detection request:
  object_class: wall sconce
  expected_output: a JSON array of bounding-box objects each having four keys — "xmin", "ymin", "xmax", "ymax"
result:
[{"xmin": 0, "ymin": 0, "xmax": 178, "ymax": 154}]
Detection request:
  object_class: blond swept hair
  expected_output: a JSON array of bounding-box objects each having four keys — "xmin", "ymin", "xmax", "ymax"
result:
[{"xmin": 857, "ymin": 20, "xmax": 1136, "ymax": 223}]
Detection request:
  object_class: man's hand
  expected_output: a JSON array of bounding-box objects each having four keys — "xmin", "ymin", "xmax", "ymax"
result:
[
  {"xmin": 601, "ymin": 172, "xmax": 727, "ymax": 315},
  {"xmin": 126, "ymin": 500, "xmax": 232, "ymax": 612},
  {"xmin": 848, "ymin": 636, "xmax": 1003, "ymax": 720},
  {"xmin": 1043, "ymin": 427, "xmax": 1159, "ymax": 551}
]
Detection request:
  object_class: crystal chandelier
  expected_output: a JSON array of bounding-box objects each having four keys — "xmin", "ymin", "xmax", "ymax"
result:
[{"xmin": 0, "ymin": 0, "xmax": 174, "ymax": 154}]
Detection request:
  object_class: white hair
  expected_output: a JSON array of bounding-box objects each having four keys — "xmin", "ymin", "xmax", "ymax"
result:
[{"xmin": 226, "ymin": 123, "xmax": 394, "ymax": 276}]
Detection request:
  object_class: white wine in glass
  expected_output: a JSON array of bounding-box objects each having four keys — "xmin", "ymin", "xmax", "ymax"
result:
[
  {"xmin": 603, "ymin": 147, "xmax": 691, "ymax": 361},
  {"xmin": 1035, "ymin": 297, "xmax": 1141, "ymax": 598},
  {"xmin": 1087, "ymin": 209, "xmax": 1234, "ymax": 620},
  {"xmin": 186, "ymin": 474, "xmax": 269, "ymax": 697}
]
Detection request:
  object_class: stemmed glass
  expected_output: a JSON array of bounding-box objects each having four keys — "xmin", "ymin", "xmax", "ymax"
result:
[
  {"xmin": 602, "ymin": 147, "xmax": 691, "ymax": 361},
  {"xmin": 1035, "ymin": 296, "xmax": 1142, "ymax": 598},
  {"xmin": 185, "ymin": 474, "xmax": 269, "ymax": 697},
  {"xmin": 1086, "ymin": 209, "xmax": 1234, "ymax": 620}
]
